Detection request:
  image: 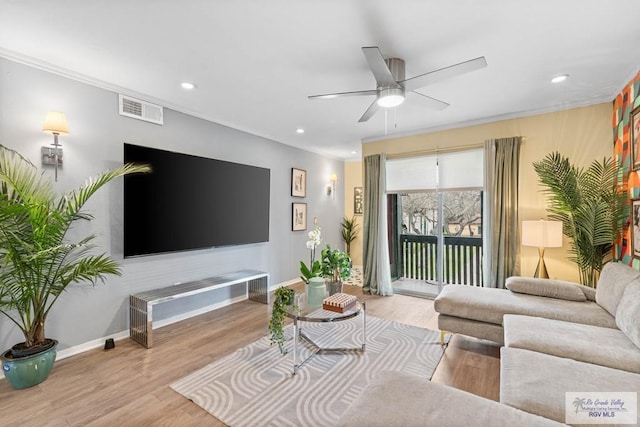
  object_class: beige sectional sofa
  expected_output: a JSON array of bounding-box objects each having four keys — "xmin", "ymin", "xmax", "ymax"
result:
[
  {"xmin": 337, "ymin": 262, "xmax": 640, "ymax": 426},
  {"xmin": 434, "ymin": 261, "xmax": 640, "ymax": 425},
  {"xmin": 337, "ymin": 371, "xmax": 566, "ymax": 427},
  {"xmin": 434, "ymin": 264, "xmax": 631, "ymax": 344}
]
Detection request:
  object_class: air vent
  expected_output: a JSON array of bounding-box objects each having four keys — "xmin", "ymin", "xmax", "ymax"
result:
[{"xmin": 118, "ymin": 94, "xmax": 164, "ymax": 125}]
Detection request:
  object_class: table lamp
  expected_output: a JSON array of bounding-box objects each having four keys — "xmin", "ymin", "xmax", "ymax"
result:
[{"xmin": 521, "ymin": 220, "xmax": 563, "ymax": 278}]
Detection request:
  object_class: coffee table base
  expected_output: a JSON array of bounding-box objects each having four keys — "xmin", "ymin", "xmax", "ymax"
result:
[{"xmin": 292, "ymin": 304, "xmax": 366, "ymax": 375}]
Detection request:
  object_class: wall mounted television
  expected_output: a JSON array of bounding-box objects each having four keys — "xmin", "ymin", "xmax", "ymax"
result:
[{"xmin": 123, "ymin": 143, "xmax": 270, "ymax": 257}]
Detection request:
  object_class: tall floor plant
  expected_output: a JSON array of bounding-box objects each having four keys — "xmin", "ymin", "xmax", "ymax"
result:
[
  {"xmin": 0, "ymin": 145, "xmax": 150, "ymax": 353},
  {"xmin": 533, "ymin": 152, "xmax": 627, "ymax": 287}
]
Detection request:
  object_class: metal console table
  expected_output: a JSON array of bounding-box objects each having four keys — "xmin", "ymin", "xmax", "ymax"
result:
[{"xmin": 130, "ymin": 269, "xmax": 268, "ymax": 348}]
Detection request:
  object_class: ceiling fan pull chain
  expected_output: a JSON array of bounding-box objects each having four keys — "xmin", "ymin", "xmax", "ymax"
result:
[{"xmin": 384, "ymin": 108, "xmax": 388, "ymax": 135}]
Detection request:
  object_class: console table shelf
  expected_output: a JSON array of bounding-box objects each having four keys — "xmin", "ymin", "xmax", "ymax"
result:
[{"xmin": 129, "ymin": 270, "xmax": 269, "ymax": 348}]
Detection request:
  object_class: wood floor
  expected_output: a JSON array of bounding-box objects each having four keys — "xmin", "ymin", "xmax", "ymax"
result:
[{"xmin": 0, "ymin": 284, "xmax": 500, "ymax": 426}]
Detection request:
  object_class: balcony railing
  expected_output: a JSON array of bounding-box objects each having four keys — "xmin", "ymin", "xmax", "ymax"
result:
[{"xmin": 400, "ymin": 234, "xmax": 483, "ymax": 286}]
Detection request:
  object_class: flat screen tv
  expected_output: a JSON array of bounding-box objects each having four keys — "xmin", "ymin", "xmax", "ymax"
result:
[{"xmin": 123, "ymin": 143, "xmax": 270, "ymax": 257}]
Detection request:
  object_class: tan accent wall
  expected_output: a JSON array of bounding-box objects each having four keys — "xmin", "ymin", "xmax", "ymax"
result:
[
  {"xmin": 359, "ymin": 103, "xmax": 612, "ymax": 283},
  {"xmin": 344, "ymin": 161, "xmax": 363, "ymax": 265}
]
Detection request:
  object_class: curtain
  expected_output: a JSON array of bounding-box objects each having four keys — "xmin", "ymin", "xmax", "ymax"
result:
[
  {"xmin": 483, "ymin": 137, "xmax": 522, "ymax": 288},
  {"xmin": 363, "ymin": 154, "xmax": 393, "ymax": 295}
]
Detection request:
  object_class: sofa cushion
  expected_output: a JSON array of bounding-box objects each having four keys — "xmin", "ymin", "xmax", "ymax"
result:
[
  {"xmin": 438, "ymin": 314, "xmax": 506, "ymax": 344},
  {"xmin": 506, "ymin": 277, "xmax": 586, "ymax": 301},
  {"xmin": 595, "ymin": 262, "xmax": 640, "ymax": 317},
  {"xmin": 434, "ymin": 285, "xmax": 617, "ymax": 329},
  {"xmin": 578, "ymin": 284, "xmax": 596, "ymax": 301},
  {"xmin": 501, "ymin": 347, "xmax": 640, "ymax": 426},
  {"xmin": 336, "ymin": 370, "xmax": 566, "ymax": 427},
  {"xmin": 616, "ymin": 281, "xmax": 640, "ymax": 349},
  {"xmin": 504, "ymin": 314, "xmax": 640, "ymax": 374}
]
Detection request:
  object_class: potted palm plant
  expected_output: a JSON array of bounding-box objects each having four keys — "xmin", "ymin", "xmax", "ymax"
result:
[
  {"xmin": 0, "ymin": 145, "xmax": 149, "ymax": 389},
  {"xmin": 533, "ymin": 151, "xmax": 627, "ymax": 287},
  {"xmin": 340, "ymin": 215, "xmax": 359, "ymax": 256}
]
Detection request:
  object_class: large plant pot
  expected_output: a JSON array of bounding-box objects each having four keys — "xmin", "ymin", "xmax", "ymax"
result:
[
  {"xmin": 306, "ymin": 277, "xmax": 327, "ymax": 307},
  {"xmin": 1, "ymin": 339, "xmax": 58, "ymax": 389}
]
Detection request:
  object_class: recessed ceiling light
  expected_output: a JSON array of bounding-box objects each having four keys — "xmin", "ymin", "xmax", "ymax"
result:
[
  {"xmin": 181, "ymin": 82, "xmax": 196, "ymax": 90},
  {"xmin": 551, "ymin": 74, "xmax": 569, "ymax": 84},
  {"xmin": 296, "ymin": 128, "xmax": 305, "ymax": 134},
  {"xmin": 351, "ymin": 151, "xmax": 357, "ymax": 154}
]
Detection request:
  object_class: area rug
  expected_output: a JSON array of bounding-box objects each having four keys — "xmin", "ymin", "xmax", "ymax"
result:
[{"xmin": 171, "ymin": 316, "xmax": 445, "ymax": 426}]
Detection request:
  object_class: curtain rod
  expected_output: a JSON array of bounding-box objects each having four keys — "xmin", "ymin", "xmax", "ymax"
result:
[
  {"xmin": 385, "ymin": 142, "xmax": 484, "ymax": 160},
  {"xmin": 383, "ymin": 137, "xmax": 526, "ymax": 160}
]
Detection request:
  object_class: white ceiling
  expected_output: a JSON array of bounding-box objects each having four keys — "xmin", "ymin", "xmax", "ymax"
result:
[{"xmin": 2, "ymin": 1, "xmax": 640, "ymax": 160}]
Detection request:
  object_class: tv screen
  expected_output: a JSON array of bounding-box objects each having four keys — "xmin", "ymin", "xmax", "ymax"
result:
[{"xmin": 123, "ymin": 143, "xmax": 270, "ymax": 257}]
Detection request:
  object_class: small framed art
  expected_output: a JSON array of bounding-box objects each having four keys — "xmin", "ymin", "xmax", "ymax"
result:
[
  {"xmin": 633, "ymin": 198, "xmax": 640, "ymax": 258},
  {"xmin": 292, "ymin": 202, "xmax": 307, "ymax": 231},
  {"xmin": 291, "ymin": 168, "xmax": 307, "ymax": 197},
  {"xmin": 354, "ymin": 187, "xmax": 363, "ymax": 215},
  {"xmin": 631, "ymin": 106, "xmax": 640, "ymax": 171}
]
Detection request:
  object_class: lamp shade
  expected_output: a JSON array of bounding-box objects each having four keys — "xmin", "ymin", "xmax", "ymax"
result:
[
  {"xmin": 42, "ymin": 112, "xmax": 69, "ymax": 135},
  {"xmin": 521, "ymin": 220, "xmax": 563, "ymax": 248}
]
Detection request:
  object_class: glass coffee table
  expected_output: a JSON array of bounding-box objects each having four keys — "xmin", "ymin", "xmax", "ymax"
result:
[{"xmin": 285, "ymin": 298, "xmax": 366, "ymax": 375}]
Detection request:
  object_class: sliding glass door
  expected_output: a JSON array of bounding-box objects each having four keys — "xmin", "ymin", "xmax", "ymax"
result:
[{"xmin": 386, "ymin": 149, "xmax": 484, "ymax": 298}]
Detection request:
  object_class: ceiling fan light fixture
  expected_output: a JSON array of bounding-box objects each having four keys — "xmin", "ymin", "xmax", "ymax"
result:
[{"xmin": 377, "ymin": 87, "xmax": 405, "ymax": 108}]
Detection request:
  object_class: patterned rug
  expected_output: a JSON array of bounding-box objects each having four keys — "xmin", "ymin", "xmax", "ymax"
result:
[{"xmin": 171, "ymin": 316, "xmax": 445, "ymax": 426}]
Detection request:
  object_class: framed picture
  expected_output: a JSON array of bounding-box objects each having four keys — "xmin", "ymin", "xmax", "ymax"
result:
[
  {"xmin": 292, "ymin": 202, "xmax": 307, "ymax": 231},
  {"xmin": 631, "ymin": 106, "xmax": 640, "ymax": 171},
  {"xmin": 354, "ymin": 187, "xmax": 363, "ymax": 215},
  {"xmin": 633, "ymin": 198, "xmax": 640, "ymax": 258},
  {"xmin": 291, "ymin": 168, "xmax": 307, "ymax": 197}
]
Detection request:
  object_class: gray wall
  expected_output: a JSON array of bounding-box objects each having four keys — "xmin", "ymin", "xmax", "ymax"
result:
[{"xmin": 0, "ymin": 57, "xmax": 345, "ymax": 351}]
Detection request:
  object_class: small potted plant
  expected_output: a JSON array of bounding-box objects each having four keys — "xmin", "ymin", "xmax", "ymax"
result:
[
  {"xmin": 341, "ymin": 215, "xmax": 359, "ymax": 256},
  {"xmin": 268, "ymin": 286, "xmax": 295, "ymax": 355},
  {"xmin": 321, "ymin": 244, "xmax": 352, "ymax": 295},
  {"xmin": 299, "ymin": 218, "xmax": 322, "ymax": 283},
  {"xmin": 299, "ymin": 219, "xmax": 325, "ymax": 306},
  {"xmin": 0, "ymin": 145, "xmax": 149, "ymax": 389}
]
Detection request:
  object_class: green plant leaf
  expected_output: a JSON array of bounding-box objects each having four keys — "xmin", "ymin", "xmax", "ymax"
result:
[
  {"xmin": 533, "ymin": 151, "xmax": 625, "ymax": 287},
  {"xmin": 0, "ymin": 144, "xmax": 150, "ymax": 347}
]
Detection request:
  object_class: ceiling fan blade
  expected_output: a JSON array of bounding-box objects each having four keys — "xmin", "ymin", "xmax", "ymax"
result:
[
  {"xmin": 411, "ymin": 91, "xmax": 450, "ymax": 110},
  {"xmin": 362, "ymin": 47, "xmax": 396, "ymax": 87},
  {"xmin": 308, "ymin": 89, "xmax": 377, "ymax": 100},
  {"xmin": 358, "ymin": 99, "xmax": 380, "ymax": 123},
  {"xmin": 402, "ymin": 56, "xmax": 487, "ymax": 92}
]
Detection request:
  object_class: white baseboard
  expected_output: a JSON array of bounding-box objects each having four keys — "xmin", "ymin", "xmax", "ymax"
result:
[
  {"xmin": 273, "ymin": 278, "xmax": 299, "ymax": 289},
  {"xmin": 57, "ymin": 330, "xmax": 131, "ymax": 360}
]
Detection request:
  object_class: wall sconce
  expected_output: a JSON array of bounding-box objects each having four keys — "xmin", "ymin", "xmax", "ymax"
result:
[
  {"xmin": 521, "ymin": 220, "xmax": 563, "ymax": 278},
  {"xmin": 327, "ymin": 173, "xmax": 338, "ymax": 196},
  {"xmin": 41, "ymin": 111, "xmax": 69, "ymax": 182}
]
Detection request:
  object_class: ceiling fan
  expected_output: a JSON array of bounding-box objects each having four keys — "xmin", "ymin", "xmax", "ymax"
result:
[{"xmin": 308, "ymin": 47, "xmax": 487, "ymax": 122}]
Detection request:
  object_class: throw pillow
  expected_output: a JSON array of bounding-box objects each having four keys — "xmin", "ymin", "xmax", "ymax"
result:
[
  {"xmin": 577, "ymin": 284, "xmax": 597, "ymax": 301},
  {"xmin": 615, "ymin": 281, "xmax": 640, "ymax": 349},
  {"xmin": 506, "ymin": 277, "xmax": 587, "ymax": 301}
]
